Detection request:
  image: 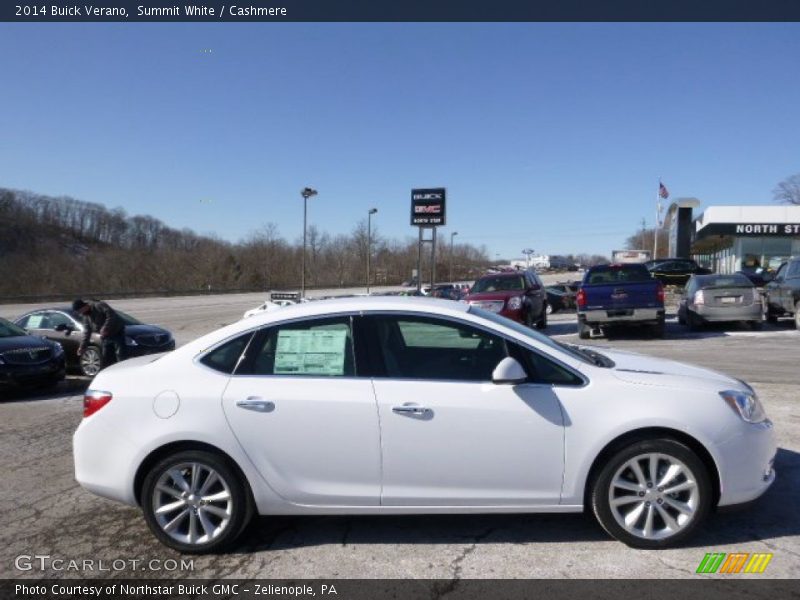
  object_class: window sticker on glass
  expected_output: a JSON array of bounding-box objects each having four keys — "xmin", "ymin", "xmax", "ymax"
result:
[
  {"xmin": 27, "ymin": 315, "xmax": 44, "ymax": 328},
  {"xmin": 274, "ymin": 329, "xmax": 348, "ymax": 375}
]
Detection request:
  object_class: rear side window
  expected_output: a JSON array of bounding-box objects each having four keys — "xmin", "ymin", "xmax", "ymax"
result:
[
  {"xmin": 200, "ymin": 333, "xmax": 254, "ymax": 374},
  {"xmin": 240, "ymin": 316, "xmax": 356, "ymax": 377}
]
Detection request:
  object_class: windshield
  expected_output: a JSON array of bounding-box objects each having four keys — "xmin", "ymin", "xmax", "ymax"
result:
[
  {"xmin": 471, "ymin": 275, "xmax": 525, "ymax": 293},
  {"xmin": 468, "ymin": 306, "xmax": 606, "ymax": 366},
  {"xmin": 116, "ymin": 310, "xmax": 143, "ymax": 325},
  {"xmin": 0, "ymin": 318, "xmax": 29, "ymax": 338}
]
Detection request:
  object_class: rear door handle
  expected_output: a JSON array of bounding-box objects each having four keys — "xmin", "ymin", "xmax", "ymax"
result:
[
  {"xmin": 236, "ymin": 397, "xmax": 275, "ymax": 412},
  {"xmin": 392, "ymin": 404, "xmax": 430, "ymax": 416}
]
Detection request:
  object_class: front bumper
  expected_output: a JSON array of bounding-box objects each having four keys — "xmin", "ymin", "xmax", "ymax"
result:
[
  {"xmin": 716, "ymin": 419, "xmax": 777, "ymax": 507},
  {"xmin": 0, "ymin": 357, "xmax": 66, "ymax": 388}
]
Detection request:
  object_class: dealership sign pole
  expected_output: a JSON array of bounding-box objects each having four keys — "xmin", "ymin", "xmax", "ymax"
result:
[{"xmin": 411, "ymin": 188, "xmax": 446, "ymax": 292}]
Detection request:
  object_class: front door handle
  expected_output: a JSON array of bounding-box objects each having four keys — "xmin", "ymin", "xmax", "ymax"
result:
[
  {"xmin": 236, "ymin": 397, "xmax": 275, "ymax": 412},
  {"xmin": 392, "ymin": 404, "xmax": 430, "ymax": 416}
]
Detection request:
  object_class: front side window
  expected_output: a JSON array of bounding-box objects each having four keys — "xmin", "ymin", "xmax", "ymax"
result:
[
  {"xmin": 510, "ymin": 343, "xmax": 584, "ymax": 386},
  {"xmin": 372, "ymin": 315, "xmax": 507, "ymax": 381},
  {"xmin": 241, "ymin": 316, "xmax": 355, "ymax": 377},
  {"xmin": 48, "ymin": 312, "xmax": 76, "ymax": 330}
]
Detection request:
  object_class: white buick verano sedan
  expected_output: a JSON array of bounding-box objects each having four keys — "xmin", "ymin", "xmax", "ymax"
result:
[{"xmin": 73, "ymin": 297, "xmax": 776, "ymax": 553}]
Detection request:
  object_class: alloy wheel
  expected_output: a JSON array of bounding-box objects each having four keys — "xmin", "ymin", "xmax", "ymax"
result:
[
  {"xmin": 151, "ymin": 462, "xmax": 233, "ymax": 546},
  {"xmin": 607, "ymin": 452, "xmax": 700, "ymax": 541},
  {"xmin": 80, "ymin": 347, "xmax": 102, "ymax": 377}
]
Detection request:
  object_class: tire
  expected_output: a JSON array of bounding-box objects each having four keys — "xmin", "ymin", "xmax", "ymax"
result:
[
  {"xmin": 749, "ymin": 320, "xmax": 763, "ymax": 331},
  {"xmin": 524, "ymin": 309, "xmax": 534, "ymax": 328},
  {"xmin": 795, "ymin": 302, "xmax": 800, "ymax": 331},
  {"xmin": 535, "ymin": 306, "xmax": 547, "ymax": 330},
  {"xmin": 141, "ymin": 450, "xmax": 253, "ymax": 554},
  {"xmin": 764, "ymin": 297, "xmax": 778, "ymax": 323},
  {"xmin": 685, "ymin": 310, "xmax": 700, "ymax": 332},
  {"xmin": 652, "ymin": 317, "xmax": 666, "ymax": 339},
  {"xmin": 590, "ymin": 438, "xmax": 712, "ymax": 549},
  {"xmin": 578, "ymin": 320, "xmax": 591, "ymax": 340},
  {"xmin": 79, "ymin": 345, "xmax": 103, "ymax": 377}
]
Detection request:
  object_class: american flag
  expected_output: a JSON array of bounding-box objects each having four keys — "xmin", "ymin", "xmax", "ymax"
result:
[{"xmin": 659, "ymin": 181, "xmax": 669, "ymax": 199}]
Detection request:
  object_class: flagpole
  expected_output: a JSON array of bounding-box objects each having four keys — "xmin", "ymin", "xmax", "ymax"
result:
[{"xmin": 654, "ymin": 178, "xmax": 661, "ymax": 260}]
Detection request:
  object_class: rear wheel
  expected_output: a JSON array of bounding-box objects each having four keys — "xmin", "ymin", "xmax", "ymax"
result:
[
  {"xmin": 578, "ymin": 319, "xmax": 591, "ymax": 340},
  {"xmin": 591, "ymin": 438, "xmax": 712, "ymax": 548},
  {"xmin": 536, "ymin": 307, "xmax": 547, "ymax": 330},
  {"xmin": 685, "ymin": 310, "xmax": 701, "ymax": 332},
  {"xmin": 79, "ymin": 345, "xmax": 103, "ymax": 377},
  {"xmin": 141, "ymin": 450, "xmax": 252, "ymax": 554}
]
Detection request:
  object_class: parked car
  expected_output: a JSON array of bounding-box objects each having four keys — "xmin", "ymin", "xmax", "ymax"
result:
[
  {"xmin": 243, "ymin": 298, "xmax": 299, "ymax": 319},
  {"xmin": 14, "ymin": 307, "xmax": 174, "ymax": 377},
  {"xmin": 678, "ymin": 274, "xmax": 763, "ymax": 331},
  {"xmin": 577, "ymin": 264, "xmax": 665, "ymax": 339},
  {"xmin": 647, "ymin": 259, "xmax": 712, "ymax": 287},
  {"xmin": 73, "ymin": 296, "xmax": 776, "ymax": 553},
  {"xmin": 545, "ymin": 287, "xmax": 571, "ymax": 314},
  {"xmin": 0, "ymin": 317, "xmax": 65, "ymax": 391},
  {"xmin": 465, "ymin": 270, "xmax": 547, "ymax": 328},
  {"xmin": 763, "ymin": 256, "xmax": 800, "ymax": 329}
]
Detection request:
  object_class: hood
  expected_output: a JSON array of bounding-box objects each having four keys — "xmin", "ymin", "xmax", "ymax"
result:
[
  {"xmin": 466, "ymin": 291, "xmax": 520, "ymax": 302},
  {"xmin": 0, "ymin": 335, "xmax": 59, "ymax": 352},
  {"xmin": 124, "ymin": 324, "xmax": 171, "ymax": 337},
  {"xmin": 589, "ymin": 347, "xmax": 743, "ymax": 392}
]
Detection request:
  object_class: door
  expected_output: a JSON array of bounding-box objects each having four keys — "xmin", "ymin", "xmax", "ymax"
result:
[
  {"xmin": 221, "ymin": 315, "xmax": 381, "ymax": 506},
  {"xmin": 46, "ymin": 311, "xmax": 84, "ymax": 359},
  {"xmin": 366, "ymin": 314, "xmax": 566, "ymax": 506}
]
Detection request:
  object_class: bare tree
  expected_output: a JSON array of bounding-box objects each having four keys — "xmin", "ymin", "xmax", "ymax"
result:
[{"xmin": 774, "ymin": 173, "xmax": 800, "ymax": 205}]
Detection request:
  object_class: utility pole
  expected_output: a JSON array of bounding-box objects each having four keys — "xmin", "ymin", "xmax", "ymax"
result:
[
  {"xmin": 367, "ymin": 208, "xmax": 378, "ymax": 294},
  {"xmin": 300, "ymin": 187, "xmax": 318, "ymax": 299}
]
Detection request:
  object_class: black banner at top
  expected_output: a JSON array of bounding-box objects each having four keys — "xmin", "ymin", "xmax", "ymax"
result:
[{"xmin": 3, "ymin": 0, "xmax": 800, "ymax": 22}]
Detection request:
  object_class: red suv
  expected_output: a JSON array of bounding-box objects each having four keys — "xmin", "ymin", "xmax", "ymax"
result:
[{"xmin": 465, "ymin": 270, "xmax": 548, "ymax": 328}]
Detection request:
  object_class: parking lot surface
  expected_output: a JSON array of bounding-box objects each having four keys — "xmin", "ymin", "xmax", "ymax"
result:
[{"xmin": 1, "ymin": 287, "xmax": 798, "ymax": 579}]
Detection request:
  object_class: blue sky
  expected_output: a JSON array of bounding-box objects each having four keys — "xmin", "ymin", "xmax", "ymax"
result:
[{"xmin": 1, "ymin": 23, "xmax": 799, "ymax": 258}]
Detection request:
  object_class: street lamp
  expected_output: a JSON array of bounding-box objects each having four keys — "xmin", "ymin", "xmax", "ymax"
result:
[
  {"xmin": 449, "ymin": 231, "xmax": 459, "ymax": 282},
  {"xmin": 367, "ymin": 208, "xmax": 378, "ymax": 294},
  {"xmin": 300, "ymin": 187, "xmax": 318, "ymax": 299}
]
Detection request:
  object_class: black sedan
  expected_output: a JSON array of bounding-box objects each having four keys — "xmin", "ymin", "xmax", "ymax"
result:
[
  {"xmin": 14, "ymin": 308, "xmax": 175, "ymax": 376},
  {"xmin": 647, "ymin": 259, "xmax": 712, "ymax": 287},
  {"xmin": 0, "ymin": 318, "xmax": 66, "ymax": 392}
]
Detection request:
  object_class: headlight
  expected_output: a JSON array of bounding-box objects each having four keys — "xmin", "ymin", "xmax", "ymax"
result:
[
  {"xmin": 125, "ymin": 336, "xmax": 139, "ymax": 346},
  {"xmin": 720, "ymin": 389, "xmax": 767, "ymax": 423},
  {"xmin": 507, "ymin": 296, "xmax": 523, "ymax": 310}
]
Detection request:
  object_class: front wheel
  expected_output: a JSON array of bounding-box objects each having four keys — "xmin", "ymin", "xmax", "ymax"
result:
[
  {"xmin": 591, "ymin": 438, "xmax": 712, "ymax": 548},
  {"xmin": 535, "ymin": 306, "xmax": 547, "ymax": 330},
  {"xmin": 79, "ymin": 345, "xmax": 103, "ymax": 377},
  {"xmin": 141, "ymin": 450, "xmax": 252, "ymax": 554}
]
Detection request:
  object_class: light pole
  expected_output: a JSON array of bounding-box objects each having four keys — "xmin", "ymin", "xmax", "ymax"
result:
[
  {"xmin": 522, "ymin": 248, "xmax": 535, "ymax": 269},
  {"xmin": 367, "ymin": 208, "xmax": 378, "ymax": 294},
  {"xmin": 300, "ymin": 187, "xmax": 317, "ymax": 299},
  {"xmin": 449, "ymin": 231, "xmax": 459, "ymax": 282}
]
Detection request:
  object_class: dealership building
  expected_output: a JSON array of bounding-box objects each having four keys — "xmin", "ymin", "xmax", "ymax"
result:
[{"xmin": 667, "ymin": 203, "xmax": 800, "ymax": 274}]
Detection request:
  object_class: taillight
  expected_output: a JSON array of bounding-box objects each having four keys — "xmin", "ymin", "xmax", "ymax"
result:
[
  {"xmin": 656, "ymin": 282, "xmax": 665, "ymax": 304},
  {"xmin": 693, "ymin": 290, "xmax": 705, "ymax": 306},
  {"xmin": 84, "ymin": 390, "xmax": 112, "ymax": 418},
  {"xmin": 576, "ymin": 288, "xmax": 587, "ymax": 308}
]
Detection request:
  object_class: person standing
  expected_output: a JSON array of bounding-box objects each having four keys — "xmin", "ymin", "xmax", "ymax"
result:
[{"xmin": 72, "ymin": 298, "xmax": 126, "ymax": 369}]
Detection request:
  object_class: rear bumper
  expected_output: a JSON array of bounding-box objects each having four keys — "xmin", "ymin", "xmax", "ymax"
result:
[
  {"xmin": 579, "ymin": 308, "xmax": 664, "ymax": 324},
  {"xmin": 693, "ymin": 304, "xmax": 762, "ymax": 322}
]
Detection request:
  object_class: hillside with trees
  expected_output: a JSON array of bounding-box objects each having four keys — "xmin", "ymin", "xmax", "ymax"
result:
[{"xmin": 0, "ymin": 187, "xmax": 492, "ymax": 300}]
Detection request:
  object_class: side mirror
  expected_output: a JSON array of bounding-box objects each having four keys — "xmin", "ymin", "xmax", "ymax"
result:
[
  {"xmin": 54, "ymin": 324, "xmax": 67, "ymax": 332},
  {"xmin": 492, "ymin": 357, "xmax": 528, "ymax": 385}
]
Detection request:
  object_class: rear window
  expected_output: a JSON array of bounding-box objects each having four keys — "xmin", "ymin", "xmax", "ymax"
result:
[
  {"xmin": 697, "ymin": 275, "xmax": 753, "ymax": 288},
  {"xmin": 585, "ymin": 265, "xmax": 652, "ymax": 284},
  {"xmin": 471, "ymin": 275, "xmax": 525, "ymax": 293}
]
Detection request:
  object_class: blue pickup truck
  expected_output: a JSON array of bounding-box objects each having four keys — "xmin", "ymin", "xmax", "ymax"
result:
[{"xmin": 576, "ymin": 264, "xmax": 666, "ymax": 339}]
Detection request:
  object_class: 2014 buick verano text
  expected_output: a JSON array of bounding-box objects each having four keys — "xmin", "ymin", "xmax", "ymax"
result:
[{"xmin": 73, "ymin": 297, "xmax": 776, "ymax": 553}]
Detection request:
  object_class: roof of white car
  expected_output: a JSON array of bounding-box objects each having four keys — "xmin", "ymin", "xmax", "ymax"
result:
[{"xmin": 249, "ymin": 295, "xmax": 469, "ymax": 324}]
